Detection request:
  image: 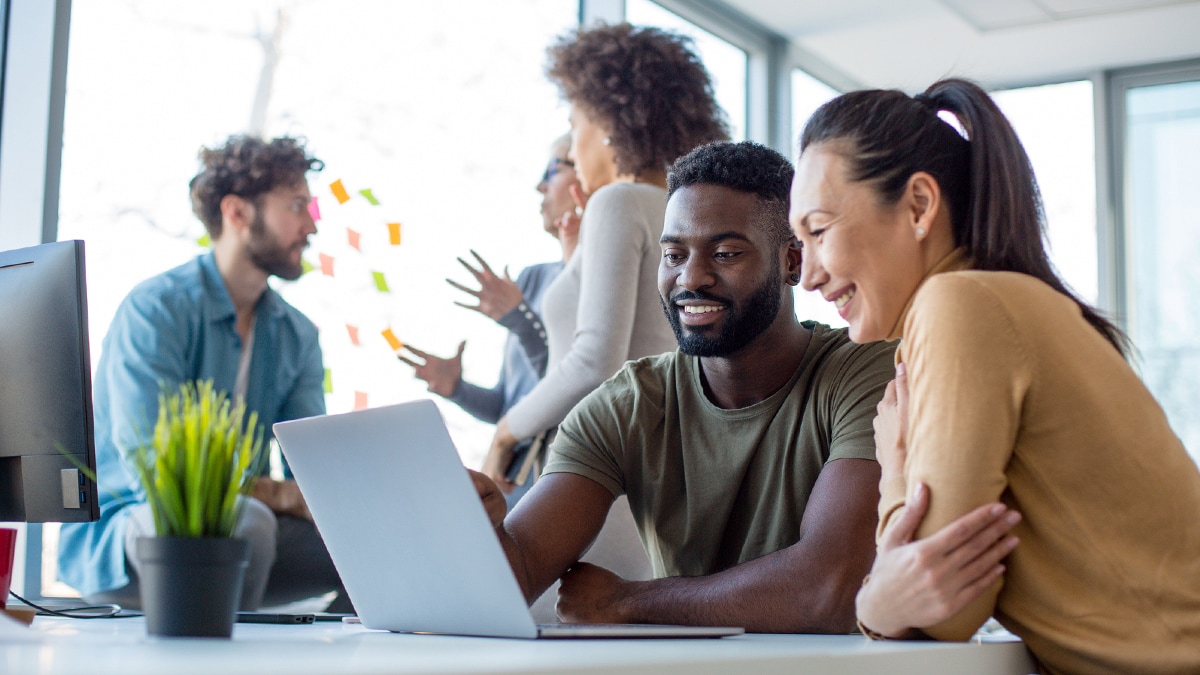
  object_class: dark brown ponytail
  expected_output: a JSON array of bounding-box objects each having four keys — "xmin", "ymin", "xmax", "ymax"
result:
[{"xmin": 800, "ymin": 78, "xmax": 1129, "ymax": 357}]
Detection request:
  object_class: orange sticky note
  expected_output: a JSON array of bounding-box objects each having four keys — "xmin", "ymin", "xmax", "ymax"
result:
[
  {"xmin": 353, "ymin": 391, "xmax": 368, "ymax": 411},
  {"xmin": 319, "ymin": 252, "xmax": 335, "ymax": 276},
  {"xmin": 347, "ymin": 228, "xmax": 361, "ymax": 251},
  {"xmin": 387, "ymin": 222, "xmax": 402, "ymax": 246},
  {"xmin": 330, "ymin": 179, "xmax": 351, "ymax": 204},
  {"xmin": 381, "ymin": 328, "xmax": 403, "ymax": 351},
  {"xmin": 346, "ymin": 324, "xmax": 360, "ymax": 346}
]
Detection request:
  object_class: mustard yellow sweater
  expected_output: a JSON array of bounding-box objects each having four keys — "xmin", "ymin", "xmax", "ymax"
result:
[{"xmin": 879, "ymin": 250, "xmax": 1200, "ymax": 674}]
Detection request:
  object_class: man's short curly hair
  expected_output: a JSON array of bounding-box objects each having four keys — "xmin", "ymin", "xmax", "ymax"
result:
[
  {"xmin": 189, "ymin": 135, "xmax": 323, "ymax": 238},
  {"xmin": 546, "ymin": 23, "xmax": 730, "ymax": 176},
  {"xmin": 667, "ymin": 140, "xmax": 795, "ymax": 248}
]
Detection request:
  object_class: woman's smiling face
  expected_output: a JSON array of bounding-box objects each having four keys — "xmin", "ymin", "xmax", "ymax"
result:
[{"xmin": 789, "ymin": 145, "xmax": 930, "ymax": 343}]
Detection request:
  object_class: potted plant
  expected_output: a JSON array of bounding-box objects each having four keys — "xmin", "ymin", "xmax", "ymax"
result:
[{"xmin": 131, "ymin": 379, "xmax": 265, "ymax": 638}]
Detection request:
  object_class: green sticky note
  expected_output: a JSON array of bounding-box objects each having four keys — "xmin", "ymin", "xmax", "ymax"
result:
[
  {"xmin": 372, "ymin": 271, "xmax": 390, "ymax": 292},
  {"xmin": 323, "ymin": 368, "xmax": 333, "ymax": 394},
  {"xmin": 300, "ymin": 258, "xmax": 315, "ymax": 276},
  {"xmin": 359, "ymin": 188, "xmax": 380, "ymax": 206},
  {"xmin": 196, "ymin": 232, "xmax": 212, "ymax": 248}
]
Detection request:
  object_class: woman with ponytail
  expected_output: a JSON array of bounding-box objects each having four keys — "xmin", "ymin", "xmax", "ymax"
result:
[{"xmin": 790, "ymin": 78, "xmax": 1200, "ymax": 673}]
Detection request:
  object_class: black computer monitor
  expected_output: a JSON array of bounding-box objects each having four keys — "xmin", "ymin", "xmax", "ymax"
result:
[{"xmin": 0, "ymin": 240, "xmax": 99, "ymax": 522}]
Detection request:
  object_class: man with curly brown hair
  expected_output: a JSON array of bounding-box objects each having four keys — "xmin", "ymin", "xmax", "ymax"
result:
[{"xmin": 58, "ymin": 135, "xmax": 350, "ymax": 613}]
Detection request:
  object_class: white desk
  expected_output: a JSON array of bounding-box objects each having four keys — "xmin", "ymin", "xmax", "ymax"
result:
[{"xmin": 2, "ymin": 616, "xmax": 1036, "ymax": 674}]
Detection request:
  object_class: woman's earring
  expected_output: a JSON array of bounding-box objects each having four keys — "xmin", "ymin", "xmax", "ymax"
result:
[
  {"xmin": 790, "ymin": 273, "xmax": 800, "ymax": 284},
  {"xmin": 602, "ymin": 137, "xmax": 611, "ymax": 146},
  {"xmin": 916, "ymin": 227, "xmax": 926, "ymax": 238}
]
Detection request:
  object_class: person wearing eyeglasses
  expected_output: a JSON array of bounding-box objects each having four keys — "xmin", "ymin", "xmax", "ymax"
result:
[{"xmin": 398, "ymin": 133, "xmax": 582, "ymax": 505}]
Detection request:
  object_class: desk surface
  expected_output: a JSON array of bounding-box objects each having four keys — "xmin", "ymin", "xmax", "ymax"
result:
[{"xmin": 2, "ymin": 616, "xmax": 1036, "ymax": 675}]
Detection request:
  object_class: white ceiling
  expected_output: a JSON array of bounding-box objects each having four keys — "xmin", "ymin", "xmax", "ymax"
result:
[{"xmin": 720, "ymin": 0, "xmax": 1200, "ymax": 90}]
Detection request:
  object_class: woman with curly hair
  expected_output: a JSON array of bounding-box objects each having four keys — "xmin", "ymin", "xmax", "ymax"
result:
[{"xmin": 482, "ymin": 23, "xmax": 729, "ymax": 490}]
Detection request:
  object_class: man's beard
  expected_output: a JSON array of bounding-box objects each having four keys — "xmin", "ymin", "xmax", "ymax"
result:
[
  {"xmin": 661, "ymin": 272, "xmax": 782, "ymax": 357},
  {"xmin": 246, "ymin": 210, "xmax": 304, "ymax": 280}
]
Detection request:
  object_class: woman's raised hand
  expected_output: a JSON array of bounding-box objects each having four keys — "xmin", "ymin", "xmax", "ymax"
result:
[{"xmin": 446, "ymin": 250, "xmax": 525, "ymax": 321}]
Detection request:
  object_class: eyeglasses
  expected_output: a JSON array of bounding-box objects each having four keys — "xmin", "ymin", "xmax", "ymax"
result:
[{"xmin": 540, "ymin": 158, "xmax": 575, "ymax": 184}]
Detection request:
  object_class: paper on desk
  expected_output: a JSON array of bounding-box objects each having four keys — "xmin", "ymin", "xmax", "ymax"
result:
[{"xmin": 0, "ymin": 611, "xmax": 42, "ymax": 643}]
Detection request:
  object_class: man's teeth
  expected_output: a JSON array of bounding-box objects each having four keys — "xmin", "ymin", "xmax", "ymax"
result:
[
  {"xmin": 834, "ymin": 289, "xmax": 855, "ymax": 309},
  {"xmin": 683, "ymin": 305, "xmax": 724, "ymax": 314}
]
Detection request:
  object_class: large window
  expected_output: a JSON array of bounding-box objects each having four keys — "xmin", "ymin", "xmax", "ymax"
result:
[
  {"xmin": 47, "ymin": 0, "xmax": 578, "ymax": 596},
  {"xmin": 993, "ymin": 81, "xmax": 1098, "ymax": 304},
  {"xmin": 1118, "ymin": 71, "xmax": 1200, "ymax": 464},
  {"xmin": 58, "ymin": 0, "xmax": 577, "ymax": 465},
  {"xmin": 625, "ymin": 0, "xmax": 748, "ymax": 141}
]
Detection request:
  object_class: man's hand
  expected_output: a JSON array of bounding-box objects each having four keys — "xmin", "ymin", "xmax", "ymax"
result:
[
  {"xmin": 251, "ymin": 477, "xmax": 313, "ymax": 521},
  {"xmin": 873, "ymin": 362, "xmax": 909, "ymax": 485},
  {"xmin": 397, "ymin": 342, "xmax": 464, "ymax": 398},
  {"xmin": 481, "ymin": 418, "xmax": 519, "ymax": 494},
  {"xmin": 856, "ymin": 483, "xmax": 1021, "ymax": 638},
  {"xmin": 466, "ymin": 468, "xmax": 507, "ymax": 529},
  {"xmin": 557, "ymin": 562, "xmax": 635, "ymax": 623},
  {"xmin": 446, "ymin": 250, "xmax": 524, "ymax": 322}
]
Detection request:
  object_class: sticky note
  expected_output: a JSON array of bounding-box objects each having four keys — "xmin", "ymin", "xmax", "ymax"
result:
[
  {"xmin": 347, "ymin": 228, "xmax": 361, "ymax": 251},
  {"xmin": 323, "ymin": 369, "xmax": 333, "ymax": 394},
  {"xmin": 307, "ymin": 196, "xmax": 321, "ymax": 222},
  {"xmin": 381, "ymin": 328, "xmax": 403, "ymax": 351},
  {"xmin": 346, "ymin": 324, "xmax": 360, "ymax": 346},
  {"xmin": 330, "ymin": 179, "xmax": 351, "ymax": 204},
  {"xmin": 319, "ymin": 253, "xmax": 335, "ymax": 277},
  {"xmin": 196, "ymin": 232, "xmax": 212, "ymax": 248},
  {"xmin": 359, "ymin": 188, "xmax": 380, "ymax": 206},
  {"xmin": 372, "ymin": 271, "xmax": 389, "ymax": 292},
  {"xmin": 354, "ymin": 391, "xmax": 368, "ymax": 411},
  {"xmin": 301, "ymin": 258, "xmax": 315, "ymax": 276},
  {"xmin": 388, "ymin": 222, "xmax": 402, "ymax": 246}
]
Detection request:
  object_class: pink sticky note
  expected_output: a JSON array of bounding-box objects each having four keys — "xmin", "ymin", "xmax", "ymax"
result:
[
  {"xmin": 319, "ymin": 252, "xmax": 335, "ymax": 277},
  {"xmin": 347, "ymin": 228, "xmax": 361, "ymax": 251},
  {"xmin": 346, "ymin": 324, "xmax": 360, "ymax": 346},
  {"xmin": 354, "ymin": 391, "xmax": 369, "ymax": 411},
  {"xmin": 308, "ymin": 196, "xmax": 321, "ymax": 222}
]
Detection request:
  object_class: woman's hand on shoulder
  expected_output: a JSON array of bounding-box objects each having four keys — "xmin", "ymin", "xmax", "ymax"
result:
[{"xmin": 856, "ymin": 483, "xmax": 1021, "ymax": 639}]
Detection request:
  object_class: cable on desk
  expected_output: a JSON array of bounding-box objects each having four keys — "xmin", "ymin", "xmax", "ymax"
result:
[{"xmin": 8, "ymin": 590, "xmax": 129, "ymax": 619}]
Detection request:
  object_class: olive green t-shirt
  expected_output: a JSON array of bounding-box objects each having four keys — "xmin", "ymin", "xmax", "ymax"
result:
[{"xmin": 543, "ymin": 322, "xmax": 896, "ymax": 578}]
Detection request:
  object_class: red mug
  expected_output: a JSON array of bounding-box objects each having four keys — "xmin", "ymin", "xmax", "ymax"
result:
[{"xmin": 0, "ymin": 527, "xmax": 16, "ymax": 602}]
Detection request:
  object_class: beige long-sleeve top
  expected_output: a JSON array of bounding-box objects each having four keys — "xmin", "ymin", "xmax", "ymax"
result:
[
  {"xmin": 505, "ymin": 182, "xmax": 677, "ymax": 440},
  {"xmin": 880, "ymin": 249, "xmax": 1200, "ymax": 675}
]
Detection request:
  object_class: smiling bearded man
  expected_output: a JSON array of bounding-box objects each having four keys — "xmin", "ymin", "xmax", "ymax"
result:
[{"xmin": 467, "ymin": 140, "xmax": 899, "ymax": 633}]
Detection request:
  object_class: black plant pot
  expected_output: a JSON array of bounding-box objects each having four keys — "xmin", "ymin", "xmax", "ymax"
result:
[{"xmin": 136, "ymin": 536, "xmax": 250, "ymax": 638}]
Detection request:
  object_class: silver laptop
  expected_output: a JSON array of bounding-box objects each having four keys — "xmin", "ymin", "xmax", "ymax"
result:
[{"xmin": 274, "ymin": 400, "xmax": 744, "ymax": 639}]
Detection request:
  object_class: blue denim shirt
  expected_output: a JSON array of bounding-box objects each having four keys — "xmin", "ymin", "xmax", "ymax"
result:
[{"xmin": 57, "ymin": 253, "xmax": 325, "ymax": 597}]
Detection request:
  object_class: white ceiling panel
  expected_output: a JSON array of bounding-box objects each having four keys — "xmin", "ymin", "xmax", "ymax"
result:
[
  {"xmin": 717, "ymin": 0, "xmax": 1200, "ymax": 90},
  {"xmin": 940, "ymin": 0, "xmax": 1051, "ymax": 30}
]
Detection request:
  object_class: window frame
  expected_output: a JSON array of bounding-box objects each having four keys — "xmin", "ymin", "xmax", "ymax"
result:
[{"xmin": 1105, "ymin": 58, "xmax": 1200, "ymax": 326}]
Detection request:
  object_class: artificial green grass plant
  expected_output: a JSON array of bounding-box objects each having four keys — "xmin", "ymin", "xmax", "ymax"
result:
[{"xmin": 129, "ymin": 380, "xmax": 266, "ymax": 538}]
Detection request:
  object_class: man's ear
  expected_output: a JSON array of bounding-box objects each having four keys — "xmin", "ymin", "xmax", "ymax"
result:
[
  {"xmin": 219, "ymin": 194, "xmax": 254, "ymax": 237},
  {"xmin": 784, "ymin": 235, "xmax": 802, "ymax": 285},
  {"xmin": 905, "ymin": 172, "xmax": 941, "ymax": 241}
]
